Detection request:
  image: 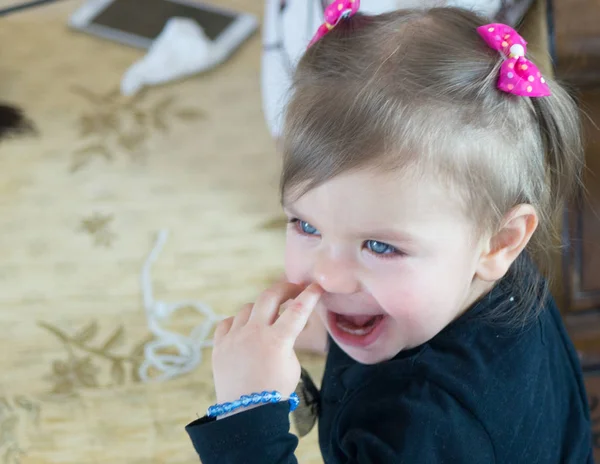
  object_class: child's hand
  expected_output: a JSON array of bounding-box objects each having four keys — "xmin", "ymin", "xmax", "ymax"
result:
[
  {"xmin": 212, "ymin": 282, "xmax": 324, "ymax": 406},
  {"xmin": 294, "ymin": 310, "xmax": 329, "ymax": 355},
  {"xmin": 269, "ymin": 275, "xmax": 329, "ymax": 354}
]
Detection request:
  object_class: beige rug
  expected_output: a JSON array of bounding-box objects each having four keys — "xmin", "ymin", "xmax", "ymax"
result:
[{"xmin": 0, "ymin": 1, "xmax": 325, "ymax": 462}]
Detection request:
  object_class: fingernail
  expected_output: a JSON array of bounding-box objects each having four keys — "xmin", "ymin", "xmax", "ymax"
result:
[
  {"xmin": 308, "ymin": 283, "xmax": 324, "ymax": 293},
  {"xmin": 304, "ymin": 284, "xmax": 323, "ymax": 304}
]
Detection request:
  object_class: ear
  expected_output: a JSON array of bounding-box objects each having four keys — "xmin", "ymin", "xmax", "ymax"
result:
[{"xmin": 476, "ymin": 204, "xmax": 539, "ymax": 282}]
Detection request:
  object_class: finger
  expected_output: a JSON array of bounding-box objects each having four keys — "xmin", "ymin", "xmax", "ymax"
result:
[
  {"xmin": 249, "ymin": 282, "xmax": 304, "ymax": 325},
  {"xmin": 275, "ymin": 283, "xmax": 311, "ymax": 318},
  {"xmin": 274, "ymin": 283, "xmax": 324, "ymax": 340},
  {"xmin": 231, "ymin": 303, "xmax": 253, "ymax": 330},
  {"xmin": 213, "ymin": 316, "xmax": 234, "ymax": 343},
  {"xmin": 276, "ymin": 299, "xmax": 292, "ymax": 319}
]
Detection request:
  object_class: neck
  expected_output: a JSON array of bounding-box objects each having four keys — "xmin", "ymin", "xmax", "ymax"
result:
[{"xmin": 458, "ymin": 277, "xmax": 497, "ymax": 319}]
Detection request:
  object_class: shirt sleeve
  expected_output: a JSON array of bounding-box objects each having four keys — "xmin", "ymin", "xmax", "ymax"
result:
[
  {"xmin": 333, "ymin": 379, "xmax": 496, "ymax": 463},
  {"xmin": 185, "ymin": 402, "xmax": 299, "ymax": 463}
]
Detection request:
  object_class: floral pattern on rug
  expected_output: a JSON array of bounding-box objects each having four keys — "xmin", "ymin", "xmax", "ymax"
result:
[
  {"xmin": 39, "ymin": 321, "xmax": 150, "ymax": 398},
  {"xmin": 71, "ymin": 86, "xmax": 205, "ymax": 172},
  {"xmin": 0, "ymin": 395, "xmax": 40, "ymax": 464}
]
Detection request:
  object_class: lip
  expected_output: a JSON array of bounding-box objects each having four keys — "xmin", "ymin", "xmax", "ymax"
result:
[{"xmin": 327, "ymin": 311, "xmax": 387, "ymax": 348}]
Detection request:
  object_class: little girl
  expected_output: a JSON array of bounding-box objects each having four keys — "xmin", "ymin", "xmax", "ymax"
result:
[{"xmin": 186, "ymin": 4, "xmax": 593, "ymax": 463}]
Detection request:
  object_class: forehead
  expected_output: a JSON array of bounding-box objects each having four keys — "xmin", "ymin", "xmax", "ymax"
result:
[{"xmin": 284, "ymin": 170, "xmax": 471, "ymax": 234}]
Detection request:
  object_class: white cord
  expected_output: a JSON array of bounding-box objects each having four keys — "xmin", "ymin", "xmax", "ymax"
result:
[{"xmin": 138, "ymin": 230, "xmax": 224, "ymax": 382}]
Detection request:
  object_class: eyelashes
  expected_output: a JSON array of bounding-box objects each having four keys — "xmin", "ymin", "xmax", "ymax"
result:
[
  {"xmin": 288, "ymin": 218, "xmax": 320, "ymax": 236},
  {"xmin": 287, "ymin": 218, "xmax": 404, "ymax": 259},
  {"xmin": 365, "ymin": 240, "xmax": 397, "ymax": 256}
]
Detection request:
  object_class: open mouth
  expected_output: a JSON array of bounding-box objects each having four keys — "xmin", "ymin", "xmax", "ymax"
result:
[
  {"xmin": 336, "ymin": 314, "xmax": 383, "ymax": 335},
  {"xmin": 328, "ymin": 311, "xmax": 387, "ymax": 347}
]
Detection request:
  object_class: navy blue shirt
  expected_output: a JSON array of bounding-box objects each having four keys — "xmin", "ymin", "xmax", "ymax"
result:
[{"xmin": 186, "ymin": 271, "xmax": 593, "ymax": 463}]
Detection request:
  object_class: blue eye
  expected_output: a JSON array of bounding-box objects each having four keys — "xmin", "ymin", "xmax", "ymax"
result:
[
  {"xmin": 366, "ymin": 240, "xmax": 396, "ymax": 255},
  {"xmin": 299, "ymin": 220, "xmax": 319, "ymax": 236}
]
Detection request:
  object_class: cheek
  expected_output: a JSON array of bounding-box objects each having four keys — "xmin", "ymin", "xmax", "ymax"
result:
[
  {"xmin": 284, "ymin": 234, "xmax": 312, "ymax": 285},
  {"xmin": 367, "ymin": 257, "xmax": 471, "ymax": 322},
  {"xmin": 368, "ymin": 270, "xmax": 431, "ymax": 318}
]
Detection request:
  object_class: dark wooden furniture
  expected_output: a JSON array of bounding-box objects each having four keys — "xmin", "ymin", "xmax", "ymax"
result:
[{"xmin": 551, "ymin": 0, "xmax": 600, "ymax": 367}]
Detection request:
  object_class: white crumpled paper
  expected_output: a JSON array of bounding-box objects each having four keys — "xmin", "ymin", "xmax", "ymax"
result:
[{"xmin": 121, "ymin": 17, "xmax": 218, "ymax": 97}]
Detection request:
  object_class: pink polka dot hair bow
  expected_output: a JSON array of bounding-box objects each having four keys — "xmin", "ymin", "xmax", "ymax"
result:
[
  {"xmin": 308, "ymin": 0, "xmax": 360, "ymax": 48},
  {"xmin": 477, "ymin": 23, "xmax": 550, "ymax": 97}
]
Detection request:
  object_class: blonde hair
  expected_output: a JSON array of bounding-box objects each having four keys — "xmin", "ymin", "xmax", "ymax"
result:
[{"xmin": 280, "ymin": 8, "xmax": 584, "ymax": 324}]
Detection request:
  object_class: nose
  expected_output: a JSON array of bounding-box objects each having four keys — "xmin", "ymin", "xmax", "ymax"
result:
[{"xmin": 312, "ymin": 248, "xmax": 360, "ymax": 294}]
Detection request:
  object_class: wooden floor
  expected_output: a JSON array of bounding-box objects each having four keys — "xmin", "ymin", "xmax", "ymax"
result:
[{"xmin": 0, "ymin": 1, "xmax": 326, "ymax": 462}]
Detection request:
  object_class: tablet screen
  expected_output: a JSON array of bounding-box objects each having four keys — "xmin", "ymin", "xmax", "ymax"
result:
[{"xmin": 91, "ymin": 0, "xmax": 237, "ymax": 41}]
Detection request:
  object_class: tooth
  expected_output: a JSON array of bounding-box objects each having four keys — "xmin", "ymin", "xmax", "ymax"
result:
[
  {"xmin": 338, "ymin": 325, "xmax": 372, "ymax": 335},
  {"xmin": 336, "ymin": 318, "xmax": 379, "ymax": 335}
]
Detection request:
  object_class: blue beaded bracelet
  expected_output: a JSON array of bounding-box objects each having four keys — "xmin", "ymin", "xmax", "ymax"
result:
[{"xmin": 207, "ymin": 391, "xmax": 300, "ymax": 418}]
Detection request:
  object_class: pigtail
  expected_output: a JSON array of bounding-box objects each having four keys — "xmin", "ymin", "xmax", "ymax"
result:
[
  {"xmin": 479, "ymin": 81, "xmax": 585, "ymax": 326},
  {"xmin": 531, "ymin": 84, "xmax": 585, "ymax": 222},
  {"xmin": 510, "ymin": 84, "xmax": 585, "ymax": 321},
  {"xmin": 526, "ymin": 84, "xmax": 584, "ymax": 278}
]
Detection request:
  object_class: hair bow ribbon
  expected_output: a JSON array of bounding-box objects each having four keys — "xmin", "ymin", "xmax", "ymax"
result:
[
  {"xmin": 477, "ymin": 23, "xmax": 550, "ymax": 97},
  {"xmin": 308, "ymin": 0, "xmax": 360, "ymax": 48}
]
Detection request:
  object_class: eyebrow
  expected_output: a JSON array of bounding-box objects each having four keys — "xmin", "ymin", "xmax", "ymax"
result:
[{"xmin": 359, "ymin": 228, "xmax": 418, "ymax": 244}]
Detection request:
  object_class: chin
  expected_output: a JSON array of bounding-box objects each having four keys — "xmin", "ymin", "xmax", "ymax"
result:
[
  {"xmin": 327, "ymin": 325, "xmax": 405, "ymax": 364},
  {"xmin": 338, "ymin": 344, "xmax": 399, "ymax": 365}
]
